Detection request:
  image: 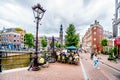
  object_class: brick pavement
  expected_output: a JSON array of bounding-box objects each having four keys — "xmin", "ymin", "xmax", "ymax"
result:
[
  {"xmin": 80, "ymin": 53, "xmax": 109, "ymax": 80},
  {"xmin": 80, "ymin": 52, "xmax": 120, "ymax": 80},
  {"xmin": 80, "ymin": 52, "xmax": 120, "ymax": 71},
  {"xmin": 99, "ymin": 54, "xmax": 120, "ymax": 71},
  {"xmin": 0, "ymin": 62, "xmax": 84, "ymax": 80}
]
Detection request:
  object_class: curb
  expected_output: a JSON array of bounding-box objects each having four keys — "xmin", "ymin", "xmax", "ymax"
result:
[{"xmin": 100, "ymin": 61, "xmax": 120, "ymax": 72}]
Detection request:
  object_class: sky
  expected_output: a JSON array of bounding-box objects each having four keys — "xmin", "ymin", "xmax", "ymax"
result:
[{"xmin": 0, "ymin": 0, "xmax": 115, "ymax": 37}]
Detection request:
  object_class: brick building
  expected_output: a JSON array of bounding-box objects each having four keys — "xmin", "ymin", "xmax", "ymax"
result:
[
  {"xmin": 82, "ymin": 20, "xmax": 103, "ymax": 52},
  {"xmin": 0, "ymin": 28, "xmax": 21, "ymax": 50},
  {"xmin": 17, "ymin": 30, "xmax": 26, "ymax": 48}
]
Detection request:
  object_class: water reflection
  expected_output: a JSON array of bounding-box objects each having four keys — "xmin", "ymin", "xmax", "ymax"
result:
[{"xmin": 2, "ymin": 53, "xmax": 30, "ymax": 70}]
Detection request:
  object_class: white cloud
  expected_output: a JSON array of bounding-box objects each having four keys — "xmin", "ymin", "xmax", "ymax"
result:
[{"xmin": 0, "ymin": 0, "xmax": 115, "ymax": 37}]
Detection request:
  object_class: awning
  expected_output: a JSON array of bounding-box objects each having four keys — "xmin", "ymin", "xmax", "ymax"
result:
[
  {"xmin": 66, "ymin": 46, "xmax": 77, "ymax": 50},
  {"xmin": 114, "ymin": 37, "xmax": 120, "ymax": 46}
]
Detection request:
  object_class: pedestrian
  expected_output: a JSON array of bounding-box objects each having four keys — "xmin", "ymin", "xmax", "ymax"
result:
[
  {"xmin": 93, "ymin": 53, "xmax": 100, "ymax": 69},
  {"xmin": 90, "ymin": 50, "xmax": 94, "ymax": 60}
]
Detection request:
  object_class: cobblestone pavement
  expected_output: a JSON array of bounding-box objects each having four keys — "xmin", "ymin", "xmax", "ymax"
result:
[{"xmin": 0, "ymin": 62, "xmax": 84, "ymax": 80}]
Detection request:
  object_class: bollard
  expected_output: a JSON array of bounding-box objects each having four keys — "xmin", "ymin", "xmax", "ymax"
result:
[{"xmin": 0, "ymin": 51, "xmax": 2, "ymax": 72}]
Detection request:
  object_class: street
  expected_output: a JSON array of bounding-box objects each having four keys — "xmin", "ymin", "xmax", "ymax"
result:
[
  {"xmin": 0, "ymin": 52, "xmax": 120, "ymax": 80},
  {"xmin": 80, "ymin": 52, "xmax": 120, "ymax": 80}
]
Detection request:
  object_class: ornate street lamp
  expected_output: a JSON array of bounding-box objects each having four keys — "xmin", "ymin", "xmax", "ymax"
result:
[{"xmin": 32, "ymin": 3, "xmax": 45, "ymax": 71}]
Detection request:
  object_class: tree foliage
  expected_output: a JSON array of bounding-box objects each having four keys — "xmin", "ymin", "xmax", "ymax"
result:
[
  {"xmin": 65, "ymin": 24, "xmax": 79, "ymax": 47},
  {"xmin": 113, "ymin": 46, "xmax": 118, "ymax": 57},
  {"xmin": 55, "ymin": 41, "xmax": 59, "ymax": 48},
  {"xmin": 101, "ymin": 38, "xmax": 108, "ymax": 54},
  {"xmin": 24, "ymin": 33, "xmax": 34, "ymax": 48},
  {"xmin": 41, "ymin": 38, "xmax": 47, "ymax": 47},
  {"xmin": 50, "ymin": 42, "xmax": 52, "ymax": 48},
  {"xmin": 101, "ymin": 39, "xmax": 108, "ymax": 47}
]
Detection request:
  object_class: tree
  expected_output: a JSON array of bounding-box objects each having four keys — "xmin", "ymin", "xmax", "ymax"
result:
[
  {"xmin": 101, "ymin": 38, "xmax": 108, "ymax": 54},
  {"xmin": 24, "ymin": 33, "xmax": 34, "ymax": 49},
  {"xmin": 65, "ymin": 24, "xmax": 79, "ymax": 47},
  {"xmin": 55, "ymin": 41, "xmax": 59, "ymax": 48},
  {"xmin": 50, "ymin": 42, "xmax": 52, "ymax": 48},
  {"xmin": 41, "ymin": 38, "xmax": 47, "ymax": 48}
]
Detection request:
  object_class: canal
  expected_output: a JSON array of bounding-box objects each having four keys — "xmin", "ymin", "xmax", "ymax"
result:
[{"xmin": 1, "ymin": 53, "xmax": 30, "ymax": 70}]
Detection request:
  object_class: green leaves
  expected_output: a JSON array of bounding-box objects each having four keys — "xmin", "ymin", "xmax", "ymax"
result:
[
  {"xmin": 65, "ymin": 24, "xmax": 79, "ymax": 47},
  {"xmin": 101, "ymin": 38, "xmax": 108, "ymax": 46},
  {"xmin": 24, "ymin": 33, "xmax": 34, "ymax": 48},
  {"xmin": 41, "ymin": 38, "xmax": 47, "ymax": 47}
]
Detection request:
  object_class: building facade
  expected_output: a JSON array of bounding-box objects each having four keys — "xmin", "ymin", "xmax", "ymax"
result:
[
  {"xmin": 18, "ymin": 30, "xmax": 26, "ymax": 48},
  {"xmin": 113, "ymin": 0, "xmax": 120, "ymax": 56},
  {"xmin": 103, "ymin": 31, "xmax": 114, "ymax": 49},
  {"xmin": 82, "ymin": 20, "xmax": 103, "ymax": 52},
  {"xmin": 113, "ymin": 0, "xmax": 120, "ymax": 37},
  {"xmin": 0, "ymin": 28, "xmax": 21, "ymax": 50}
]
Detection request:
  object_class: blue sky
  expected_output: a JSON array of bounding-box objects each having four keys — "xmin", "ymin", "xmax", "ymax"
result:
[{"xmin": 0, "ymin": 0, "xmax": 115, "ymax": 37}]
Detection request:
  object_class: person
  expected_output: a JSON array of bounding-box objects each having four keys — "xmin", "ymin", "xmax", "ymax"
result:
[
  {"xmin": 90, "ymin": 50, "xmax": 94, "ymax": 60},
  {"xmin": 93, "ymin": 53, "xmax": 100, "ymax": 69},
  {"xmin": 73, "ymin": 53, "xmax": 79, "ymax": 61},
  {"xmin": 38, "ymin": 57, "xmax": 46, "ymax": 66}
]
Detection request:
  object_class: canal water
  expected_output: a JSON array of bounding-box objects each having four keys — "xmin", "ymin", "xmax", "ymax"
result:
[{"xmin": 1, "ymin": 53, "xmax": 30, "ymax": 70}]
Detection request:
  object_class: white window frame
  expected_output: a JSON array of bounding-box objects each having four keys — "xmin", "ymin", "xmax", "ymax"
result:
[
  {"xmin": 94, "ymin": 27, "xmax": 96, "ymax": 30},
  {"xmin": 118, "ymin": 0, "xmax": 120, "ymax": 3},
  {"xmin": 118, "ymin": 23, "xmax": 120, "ymax": 36},
  {"xmin": 94, "ymin": 38, "xmax": 96, "ymax": 41},
  {"xmin": 118, "ymin": 7, "xmax": 120, "ymax": 19},
  {"xmin": 94, "ymin": 32, "xmax": 96, "ymax": 35}
]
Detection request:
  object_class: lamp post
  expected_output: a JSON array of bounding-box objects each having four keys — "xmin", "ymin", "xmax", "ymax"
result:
[{"xmin": 32, "ymin": 3, "xmax": 45, "ymax": 71}]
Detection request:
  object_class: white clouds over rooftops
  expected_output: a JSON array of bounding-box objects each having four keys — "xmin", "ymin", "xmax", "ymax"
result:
[{"xmin": 0, "ymin": 0, "xmax": 115, "ymax": 37}]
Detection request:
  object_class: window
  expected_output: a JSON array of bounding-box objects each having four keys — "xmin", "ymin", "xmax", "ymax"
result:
[
  {"xmin": 117, "ymin": 8, "xmax": 120, "ymax": 19},
  {"xmin": 118, "ymin": 0, "xmax": 120, "ymax": 3},
  {"xmin": 94, "ymin": 27, "xmax": 96, "ymax": 29},
  {"xmin": 118, "ymin": 23, "xmax": 120, "ymax": 36},
  {"xmin": 14, "ymin": 40, "xmax": 16, "ymax": 42},
  {"xmin": 94, "ymin": 38, "xmax": 96, "ymax": 41},
  {"xmin": 94, "ymin": 45, "xmax": 96, "ymax": 48},
  {"xmin": 94, "ymin": 32, "xmax": 96, "ymax": 35}
]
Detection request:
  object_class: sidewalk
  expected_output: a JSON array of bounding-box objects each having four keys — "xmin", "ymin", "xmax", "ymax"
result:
[
  {"xmin": 0, "ymin": 62, "xmax": 84, "ymax": 80},
  {"xmin": 99, "ymin": 54, "xmax": 120, "ymax": 71},
  {"xmin": 80, "ymin": 53, "xmax": 109, "ymax": 80},
  {"xmin": 80, "ymin": 52, "xmax": 120, "ymax": 80},
  {"xmin": 81, "ymin": 52, "xmax": 120, "ymax": 71}
]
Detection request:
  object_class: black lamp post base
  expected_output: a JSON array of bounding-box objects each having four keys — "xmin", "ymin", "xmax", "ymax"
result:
[{"xmin": 32, "ymin": 66, "xmax": 40, "ymax": 71}]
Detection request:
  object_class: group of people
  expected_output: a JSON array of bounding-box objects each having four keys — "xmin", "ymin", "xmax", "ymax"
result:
[
  {"xmin": 56, "ymin": 50, "xmax": 79, "ymax": 64},
  {"xmin": 28, "ymin": 54, "xmax": 49, "ymax": 71},
  {"xmin": 91, "ymin": 50, "xmax": 100, "ymax": 69}
]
